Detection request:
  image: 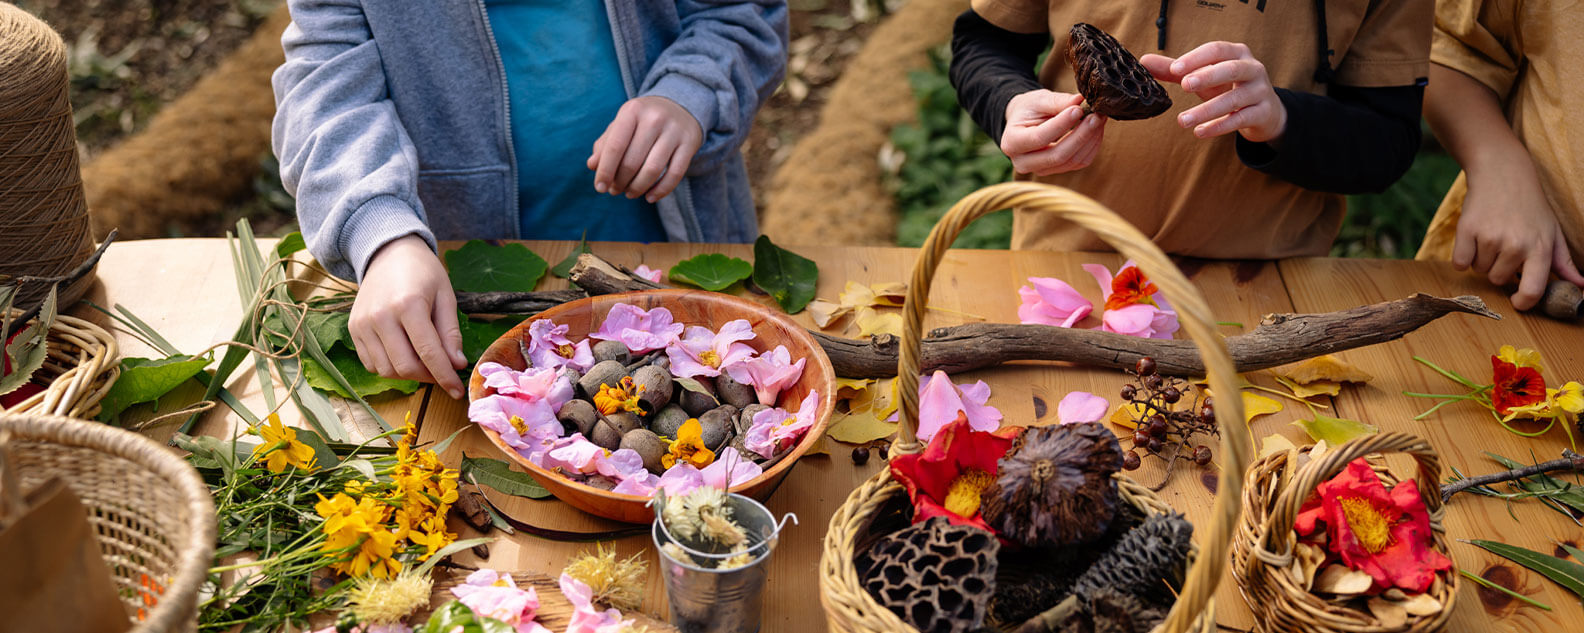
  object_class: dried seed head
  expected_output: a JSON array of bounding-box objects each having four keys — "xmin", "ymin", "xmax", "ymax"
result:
[{"xmin": 981, "ymin": 424, "xmax": 1123, "ymax": 548}]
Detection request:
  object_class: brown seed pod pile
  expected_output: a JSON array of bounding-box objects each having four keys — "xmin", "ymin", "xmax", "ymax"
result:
[{"xmin": 1066, "ymin": 23, "xmax": 1171, "ymax": 120}]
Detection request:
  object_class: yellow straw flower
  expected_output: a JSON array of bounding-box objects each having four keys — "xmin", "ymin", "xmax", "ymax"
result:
[{"xmin": 251, "ymin": 413, "xmax": 317, "ymax": 473}]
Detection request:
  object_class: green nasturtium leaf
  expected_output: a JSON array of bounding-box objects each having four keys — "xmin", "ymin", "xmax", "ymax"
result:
[
  {"xmin": 304, "ymin": 310, "xmax": 354, "ymax": 352},
  {"xmin": 551, "ymin": 237, "xmax": 592, "ymax": 278},
  {"xmin": 752, "ymin": 235, "xmax": 819, "ymax": 314},
  {"xmin": 459, "ymin": 313, "xmax": 525, "ymax": 367},
  {"xmin": 274, "ymin": 232, "xmax": 307, "ymax": 259},
  {"xmin": 97, "ymin": 354, "xmax": 213, "ymax": 422},
  {"xmin": 301, "ymin": 349, "xmax": 420, "ymax": 399},
  {"xmin": 1465, "ymin": 539, "xmax": 1584, "ymax": 602},
  {"xmin": 1292, "ymin": 414, "xmax": 1378, "ymax": 445},
  {"xmin": 445, "ymin": 240, "xmax": 548, "ymax": 293},
  {"xmin": 669, "ymin": 253, "xmax": 753, "ymax": 291},
  {"xmin": 461, "ymin": 456, "xmax": 553, "ymax": 499}
]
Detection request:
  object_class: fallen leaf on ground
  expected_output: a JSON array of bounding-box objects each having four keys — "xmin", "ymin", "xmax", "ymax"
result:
[
  {"xmin": 1315, "ymin": 564, "xmax": 1374, "ymax": 595},
  {"xmin": 1279, "ymin": 355, "xmax": 1374, "ymax": 384},
  {"xmin": 1259, "ymin": 433, "xmax": 1297, "ymax": 458},
  {"xmin": 1275, "ymin": 375, "xmax": 1342, "ymax": 398},
  {"xmin": 1294, "ymin": 415, "xmax": 1378, "ymax": 445},
  {"xmin": 1109, "ymin": 401, "xmax": 1150, "ymax": 430},
  {"xmin": 1242, "ymin": 391, "xmax": 1284, "ymax": 422},
  {"xmin": 826, "ymin": 411, "xmax": 898, "ymax": 444},
  {"xmin": 809, "ymin": 299, "xmax": 846, "ymax": 328},
  {"xmin": 806, "ymin": 281, "xmax": 909, "ymax": 330},
  {"xmin": 854, "ymin": 306, "xmax": 902, "ymax": 338}
]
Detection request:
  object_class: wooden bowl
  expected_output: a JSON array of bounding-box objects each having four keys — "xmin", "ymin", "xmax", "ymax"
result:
[{"xmin": 468, "ymin": 289, "xmax": 838, "ymax": 524}]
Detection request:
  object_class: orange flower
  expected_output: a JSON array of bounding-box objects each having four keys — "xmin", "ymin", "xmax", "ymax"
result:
[
  {"xmin": 1104, "ymin": 266, "xmax": 1159, "ymax": 311},
  {"xmin": 1294, "ymin": 458, "xmax": 1452, "ymax": 593}
]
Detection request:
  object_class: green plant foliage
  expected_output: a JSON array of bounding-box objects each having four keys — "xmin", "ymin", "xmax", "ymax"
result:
[
  {"xmin": 461, "ymin": 456, "xmax": 553, "ymax": 499},
  {"xmin": 1335, "ymin": 145, "xmax": 1460, "ymax": 259},
  {"xmin": 445, "ymin": 240, "xmax": 548, "ymax": 293},
  {"xmin": 418, "ymin": 601, "xmax": 515, "ymax": 633},
  {"xmin": 551, "ymin": 237, "xmax": 593, "ymax": 278},
  {"xmin": 96, "ymin": 354, "xmax": 213, "ymax": 422},
  {"xmin": 670, "ymin": 253, "xmax": 754, "ymax": 291},
  {"xmin": 458, "ymin": 313, "xmax": 526, "ymax": 368},
  {"xmin": 1, "ymin": 284, "xmax": 55, "ymax": 398},
  {"xmin": 1465, "ymin": 539, "xmax": 1584, "ymax": 602},
  {"xmin": 301, "ymin": 351, "xmax": 420, "ymax": 399},
  {"xmin": 888, "ymin": 46, "xmax": 1014, "ymax": 250},
  {"xmin": 752, "ymin": 235, "xmax": 819, "ymax": 314},
  {"xmin": 275, "ymin": 231, "xmax": 306, "ymax": 259}
]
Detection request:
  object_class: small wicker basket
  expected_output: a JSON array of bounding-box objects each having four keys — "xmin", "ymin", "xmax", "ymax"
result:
[
  {"xmin": 1232, "ymin": 432, "xmax": 1457, "ymax": 633},
  {"xmin": 0, "ymin": 413, "xmax": 216, "ymax": 633},
  {"xmin": 2, "ymin": 312, "xmax": 119, "ymax": 418},
  {"xmin": 818, "ymin": 182, "xmax": 1252, "ymax": 633}
]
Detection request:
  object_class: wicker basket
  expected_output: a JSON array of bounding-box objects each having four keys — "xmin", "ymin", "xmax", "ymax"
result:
[
  {"xmin": 1232, "ymin": 432, "xmax": 1457, "ymax": 633},
  {"xmin": 818, "ymin": 182, "xmax": 1252, "ymax": 633},
  {"xmin": 0, "ymin": 413, "xmax": 216, "ymax": 633},
  {"xmin": 2, "ymin": 310, "xmax": 120, "ymax": 418}
]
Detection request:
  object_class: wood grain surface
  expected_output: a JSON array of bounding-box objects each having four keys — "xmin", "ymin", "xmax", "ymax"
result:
[{"xmin": 81, "ymin": 239, "xmax": 1584, "ymax": 632}]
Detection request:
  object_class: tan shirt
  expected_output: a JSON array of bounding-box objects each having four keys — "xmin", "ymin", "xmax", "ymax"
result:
[
  {"xmin": 973, "ymin": 0, "xmax": 1432, "ymax": 258},
  {"xmin": 1416, "ymin": 0, "xmax": 1584, "ymax": 264}
]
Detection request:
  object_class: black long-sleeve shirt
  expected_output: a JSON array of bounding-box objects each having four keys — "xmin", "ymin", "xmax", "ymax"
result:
[{"xmin": 947, "ymin": 9, "xmax": 1423, "ymax": 195}]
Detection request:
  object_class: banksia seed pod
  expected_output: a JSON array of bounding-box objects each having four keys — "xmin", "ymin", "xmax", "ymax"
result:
[
  {"xmin": 1067, "ymin": 23, "xmax": 1172, "ymax": 120},
  {"xmin": 1069, "ymin": 512, "xmax": 1194, "ymax": 603},
  {"xmin": 981, "ymin": 424, "xmax": 1122, "ymax": 548},
  {"xmin": 855, "ymin": 517, "xmax": 999, "ymax": 633}
]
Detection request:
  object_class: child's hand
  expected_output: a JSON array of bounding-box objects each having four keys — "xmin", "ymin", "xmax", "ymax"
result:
[
  {"xmin": 350, "ymin": 235, "xmax": 468, "ymax": 399},
  {"xmin": 1457, "ymin": 160, "xmax": 1584, "ymax": 310},
  {"xmin": 1141, "ymin": 42, "xmax": 1287, "ymax": 143},
  {"xmin": 588, "ymin": 96, "xmax": 703, "ymax": 203},
  {"xmin": 1000, "ymin": 89, "xmax": 1107, "ymax": 176}
]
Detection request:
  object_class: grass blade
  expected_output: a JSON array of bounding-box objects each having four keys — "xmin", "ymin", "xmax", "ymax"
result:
[
  {"xmin": 1464, "ymin": 539, "xmax": 1584, "ymax": 602},
  {"xmin": 1459, "ymin": 568, "xmax": 1553, "ymax": 610}
]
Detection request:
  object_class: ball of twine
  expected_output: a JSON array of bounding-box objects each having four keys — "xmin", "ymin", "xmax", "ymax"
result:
[{"xmin": 0, "ymin": 3, "xmax": 97, "ymax": 310}]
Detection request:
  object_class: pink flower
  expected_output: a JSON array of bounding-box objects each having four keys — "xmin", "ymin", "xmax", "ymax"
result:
[
  {"xmin": 1057, "ymin": 391, "xmax": 1109, "ymax": 424},
  {"xmin": 451, "ymin": 569, "xmax": 552, "ymax": 633},
  {"xmin": 589, "ymin": 304, "xmax": 684, "ymax": 353},
  {"xmin": 744, "ymin": 390, "xmax": 819, "ymax": 458},
  {"xmin": 611, "ymin": 471, "xmax": 660, "ymax": 496},
  {"xmin": 561, "ymin": 573, "xmax": 631, "ymax": 633},
  {"xmin": 532, "ymin": 434, "xmax": 605, "ymax": 473},
  {"xmin": 469, "ymin": 393, "xmax": 563, "ymax": 456},
  {"xmin": 525, "ymin": 319, "xmax": 594, "ymax": 372},
  {"xmin": 1017, "ymin": 277, "xmax": 1093, "ymax": 327},
  {"xmin": 477, "ymin": 362, "xmax": 574, "ymax": 413},
  {"xmin": 654, "ymin": 447, "xmax": 763, "ymax": 497},
  {"xmin": 908, "ymin": 370, "xmax": 1003, "ymax": 442},
  {"xmin": 725, "ymin": 345, "xmax": 808, "ymax": 405},
  {"xmin": 633, "ymin": 265, "xmax": 664, "ymax": 283},
  {"xmin": 666, "ymin": 320, "xmax": 757, "ymax": 378},
  {"xmin": 1082, "ymin": 262, "xmax": 1179, "ymax": 339}
]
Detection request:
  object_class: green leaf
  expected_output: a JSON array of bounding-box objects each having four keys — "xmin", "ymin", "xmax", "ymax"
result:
[
  {"xmin": 303, "ymin": 310, "xmax": 354, "ymax": 352},
  {"xmin": 342, "ymin": 458, "xmax": 378, "ymax": 481},
  {"xmin": 274, "ymin": 232, "xmax": 306, "ymax": 259},
  {"xmin": 96, "ymin": 354, "xmax": 213, "ymax": 422},
  {"xmin": 301, "ymin": 348, "xmax": 419, "ymax": 398},
  {"xmin": 429, "ymin": 427, "xmax": 468, "ymax": 456},
  {"xmin": 1465, "ymin": 539, "xmax": 1584, "ymax": 602},
  {"xmin": 412, "ymin": 537, "xmax": 493, "ymax": 576},
  {"xmin": 1, "ymin": 285, "xmax": 55, "ymax": 398},
  {"xmin": 418, "ymin": 601, "xmax": 513, "ymax": 633},
  {"xmin": 1292, "ymin": 414, "xmax": 1378, "ymax": 445},
  {"xmin": 1559, "ymin": 542, "xmax": 1584, "ymax": 563},
  {"xmin": 172, "ymin": 433, "xmax": 256, "ymax": 477},
  {"xmin": 752, "ymin": 235, "xmax": 819, "ymax": 314},
  {"xmin": 459, "ymin": 313, "xmax": 525, "ymax": 366},
  {"xmin": 669, "ymin": 253, "xmax": 753, "ymax": 291},
  {"xmin": 461, "ymin": 456, "xmax": 553, "ymax": 499},
  {"xmin": 292, "ymin": 427, "xmax": 339, "ymax": 472},
  {"xmin": 445, "ymin": 240, "xmax": 547, "ymax": 293},
  {"xmin": 1484, "ymin": 452, "xmax": 1584, "ymax": 513},
  {"xmin": 551, "ymin": 237, "xmax": 592, "ymax": 278}
]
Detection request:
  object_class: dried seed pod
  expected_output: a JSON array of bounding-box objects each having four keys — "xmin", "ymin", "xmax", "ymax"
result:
[
  {"xmin": 855, "ymin": 517, "xmax": 999, "ymax": 633},
  {"xmin": 698, "ymin": 405, "xmax": 738, "ymax": 451},
  {"xmin": 678, "ymin": 385, "xmax": 719, "ymax": 417},
  {"xmin": 981, "ymin": 424, "xmax": 1122, "ymax": 548},
  {"xmin": 1069, "ymin": 512, "xmax": 1194, "ymax": 603},
  {"xmin": 715, "ymin": 373, "xmax": 756, "ymax": 409},
  {"xmin": 557, "ymin": 399, "xmax": 600, "ymax": 437},
  {"xmin": 557, "ymin": 367, "xmax": 582, "ymax": 390},
  {"xmin": 592, "ymin": 339, "xmax": 632, "ymax": 365},
  {"xmin": 1067, "ymin": 23, "xmax": 1171, "ymax": 120},
  {"xmin": 590, "ymin": 420, "xmax": 625, "ymax": 450},
  {"xmin": 650, "ymin": 404, "xmax": 692, "ymax": 439},
  {"xmin": 578, "ymin": 360, "xmax": 628, "ymax": 397},
  {"xmin": 1046, "ymin": 586, "xmax": 1166, "ymax": 633},
  {"xmin": 603, "ymin": 411, "xmax": 643, "ymax": 435},
  {"xmin": 518, "ymin": 334, "xmax": 534, "ymax": 368},
  {"xmin": 620, "ymin": 428, "xmax": 669, "ymax": 474},
  {"xmin": 737, "ymin": 403, "xmax": 772, "ymax": 435},
  {"xmin": 633, "ymin": 365, "xmax": 674, "ymax": 414}
]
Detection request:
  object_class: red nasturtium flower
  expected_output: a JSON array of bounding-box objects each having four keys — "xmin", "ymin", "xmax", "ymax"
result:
[
  {"xmin": 1104, "ymin": 266, "xmax": 1159, "ymax": 311},
  {"xmin": 1491, "ymin": 355, "xmax": 1546, "ymax": 416},
  {"xmin": 1294, "ymin": 458, "xmax": 1452, "ymax": 593},
  {"xmin": 889, "ymin": 414, "xmax": 1022, "ymax": 532}
]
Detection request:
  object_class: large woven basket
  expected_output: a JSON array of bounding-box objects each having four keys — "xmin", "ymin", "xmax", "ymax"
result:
[
  {"xmin": 2, "ymin": 312, "xmax": 119, "ymax": 418},
  {"xmin": 818, "ymin": 182, "xmax": 1252, "ymax": 633},
  {"xmin": 0, "ymin": 413, "xmax": 216, "ymax": 633},
  {"xmin": 1232, "ymin": 432, "xmax": 1457, "ymax": 633}
]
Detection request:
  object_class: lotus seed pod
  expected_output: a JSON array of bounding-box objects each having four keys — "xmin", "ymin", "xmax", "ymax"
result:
[
  {"xmin": 592, "ymin": 339, "xmax": 631, "ymax": 365},
  {"xmin": 557, "ymin": 399, "xmax": 599, "ymax": 437},
  {"xmin": 715, "ymin": 373, "xmax": 755, "ymax": 409},
  {"xmin": 1067, "ymin": 23, "xmax": 1171, "ymax": 120},
  {"xmin": 981, "ymin": 424, "xmax": 1122, "ymax": 548},
  {"xmin": 698, "ymin": 405, "xmax": 738, "ymax": 451},
  {"xmin": 633, "ymin": 365, "xmax": 674, "ymax": 414},
  {"xmin": 854, "ymin": 517, "xmax": 998, "ymax": 633},
  {"xmin": 620, "ymin": 429, "xmax": 668, "ymax": 474},
  {"xmin": 650, "ymin": 403, "xmax": 692, "ymax": 439},
  {"xmin": 578, "ymin": 360, "xmax": 628, "ymax": 397}
]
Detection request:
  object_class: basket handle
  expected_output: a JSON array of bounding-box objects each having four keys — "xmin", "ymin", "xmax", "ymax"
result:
[
  {"xmin": 894, "ymin": 181, "xmax": 1249, "ymax": 633},
  {"xmin": 1259, "ymin": 432, "xmax": 1443, "ymax": 558}
]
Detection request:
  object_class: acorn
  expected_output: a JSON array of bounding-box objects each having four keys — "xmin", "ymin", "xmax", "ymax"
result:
[
  {"xmin": 632, "ymin": 365, "xmax": 674, "ymax": 414},
  {"xmin": 698, "ymin": 405, "xmax": 738, "ymax": 451},
  {"xmin": 557, "ymin": 399, "xmax": 599, "ymax": 437},
  {"xmin": 578, "ymin": 360, "xmax": 628, "ymax": 397},
  {"xmin": 650, "ymin": 404, "xmax": 692, "ymax": 439},
  {"xmin": 620, "ymin": 429, "xmax": 668, "ymax": 474},
  {"xmin": 715, "ymin": 373, "xmax": 756, "ymax": 408},
  {"xmin": 592, "ymin": 339, "xmax": 631, "ymax": 365},
  {"xmin": 981, "ymin": 424, "xmax": 1122, "ymax": 548}
]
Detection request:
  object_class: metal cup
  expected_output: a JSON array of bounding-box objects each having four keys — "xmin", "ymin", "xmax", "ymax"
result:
[{"xmin": 652, "ymin": 493, "xmax": 796, "ymax": 633}]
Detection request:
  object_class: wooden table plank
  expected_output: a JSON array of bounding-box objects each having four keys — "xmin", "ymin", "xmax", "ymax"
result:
[{"xmin": 1279, "ymin": 257, "xmax": 1583, "ymax": 633}]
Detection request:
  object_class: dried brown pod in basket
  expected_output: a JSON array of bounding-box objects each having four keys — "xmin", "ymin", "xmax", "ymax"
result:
[
  {"xmin": 1067, "ymin": 23, "xmax": 1171, "ymax": 120},
  {"xmin": 855, "ymin": 517, "xmax": 1000, "ymax": 633},
  {"xmin": 981, "ymin": 424, "xmax": 1122, "ymax": 548}
]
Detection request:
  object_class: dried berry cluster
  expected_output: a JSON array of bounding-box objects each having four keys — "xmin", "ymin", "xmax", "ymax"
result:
[
  {"xmin": 855, "ymin": 517, "xmax": 1000, "ymax": 633},
  {"xmin": 1118, "ymin": 357, "xmax": 1218, "ymax": 474}
]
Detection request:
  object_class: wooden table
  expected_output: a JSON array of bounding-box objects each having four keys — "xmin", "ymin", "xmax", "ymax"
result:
[{"xmin": 84, "ymin": 239, "xmax": 1583, "ymax": 633}]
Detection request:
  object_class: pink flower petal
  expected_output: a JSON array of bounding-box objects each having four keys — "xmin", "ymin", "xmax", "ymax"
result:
[
  {"xmin": 611, "ymin": 472, "xmax": 659, "ymax": 496},
  {"xmin": 917, "ymin": 371, "xmax": 968, "ymax": 442},
  {"xmin": 700, "ymin": 447, "xmax": 763, "ymax": 490},
  {"xmin": 468, "ymin": 394, "xmax": 560, "ymax": 454},
  {"xmin": 1082, "ymin": 263, "xmax": 1115, "ymax": 303},
  {"xmin": 656, "ymin": 465, "xmax": 704, "ymax": 497},
  {"xmin": 589, "ymin": 304, "xmax": 683, "ymax": 353},
  {"xmin": 633, "ymin": 265, "xmax": 664, "ymax": 283},
  {"xmin": 1016, "ymin": 277, "xmax": 1093, "ymax": 328},
  {"xmin": 1057, "ymin": 391, "xmax": 1109, "ymax": 424},
  {"xmin": 1100, "ymin": 303, "xmax": 1160, "ymax": 337},
  {"xmin": 726, "ymin": 345, "xmax": 807, "ymax": 405}
]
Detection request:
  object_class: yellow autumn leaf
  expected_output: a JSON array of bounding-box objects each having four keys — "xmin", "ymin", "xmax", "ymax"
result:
[
  {"xmin": 836, "ymin": 377, "xmax": 874, "ymax": 398},
  {"xmin": 854, "ymin": 306, "xmax": 902, "ymax": 338},
  {"xmin": 808, "ymin": 299, "xmax": 849, "ymax": 329},
  {"xmin": 847, "ymin": 377, "xmax": 899, "ymax": 419},
  {"xmin": 1242, "ymin": 391, "xmax": 1283, "ymax": 422},
  {"xmin": 1274, "ymin": 375, "xmax": 1341, "ymax": 399},
  {"xmin": 802, "ymin": 434, "xmax": 831, "ymax": 456},
  {"xmin": 1258, "ymin": 433, "xmax": 1297, "ymax": 458},
  {"xmin": 838, "ymin": 281, "xmax": 877, "ymax": 310},
  {"xmin": 1108, "ymin": 401, "xmax": 1149, "ymax": 430},
  {"xmin": 826, "ymin": 411, "xmax": 899, "ymax": 445},
  {"xmin": 1277, "ymin": 355, "xmax": 1373, "ymax": 385},
  {"xmin": 869, "ymin": 282, "xmax": 907, "ymax": 307},
  {"xmin": 1292, "ymin": 414, "xmax": 1378, "ymax": 445}
]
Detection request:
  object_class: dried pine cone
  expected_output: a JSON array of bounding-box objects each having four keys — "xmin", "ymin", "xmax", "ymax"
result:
[
  {"xmin": 1070, "ymin": 512, "xmax": 1194, "ymax": 603},
  {"xmin": 1067, "ymin": 23, "xmax": 1172, "ymax": 120},
  {"xmin": 855, "ymin": 517, "xmax": 999, "ymax": 633},
  {"xmin": 981, "ymin": 424, "xmax": 1122, "ymax": 548}
]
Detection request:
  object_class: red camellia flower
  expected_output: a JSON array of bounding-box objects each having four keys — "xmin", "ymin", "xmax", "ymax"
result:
[
  {"xmin": 889, "ymin": 414, "xmax": 1022, "ymax": 533},
  {"xmin": 1294, "ymin": 458, "xmax": 1453, "ymax": 593},
  {"xmin": 1491, "ymin": 355, "xmax": 1546, "ymax": 416},
  {"xmin": 1104, "ymin": 265, "xmax": 1159, "ymax": 311}
]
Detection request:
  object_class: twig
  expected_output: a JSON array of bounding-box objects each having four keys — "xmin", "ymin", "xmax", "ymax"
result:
[
  {"xmin": 454, "ymin": 288, "xmax": 588, "ymax": 314},
  {"xmin": 1, "ymin": 229, "xmax": 118, "ymax": 340},
  {"xmin": 1441, "ymin": 449, "xmax": 1584, "ymax": 503}
]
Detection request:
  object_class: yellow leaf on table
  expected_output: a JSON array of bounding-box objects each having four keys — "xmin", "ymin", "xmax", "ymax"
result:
[
  {"xmin": 836, "ymin": 377, "xmax": 874, "ymax": 400},
  {"xmin": 1274, "ymin": 375, "xmax": 1341, "ymax": 399},
  {"xmin": 1293, "ymin": 414, "xmax": 1378, "ymax": 445},
  {"xmin": 808, "ymin": 299, "xmax": 849, "ymax": 329},
  {"xmin": 854, "ymin": 306, "xmax": 902, "ymax": 338},
  {"xmin": 847, "ymin": 377, "xmax": 899, "ymax": 419},
  {"xmin": 1258, "ymin": 433, "xmax": 1297, "ymax": 458},
  {"xmin": 869, "ymin": 281, "xmax": 907, "ymax": 307},
  {"xmin": 1278, "ymin": 355, "xmax": 1374, "ymax": 385},
  {"xmin": 826, "ymin": 411, "xmax": 899, "ymax": 445},
  {"xmin": 838, "ymin": 281, "xmax": 877, "ymax": 311},
  {"xmin": 1109, "ymin": 401, "xmax": 1149, "ymax": 430},
  {"xmin": 1242, "ymin": 391, "xmax": 1284, "ymax": 422}
]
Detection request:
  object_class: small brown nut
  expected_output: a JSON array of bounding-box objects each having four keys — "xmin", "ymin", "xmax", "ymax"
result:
[
  {"xmin": 650, "ymin": 404, "xmax": 692, "ymax": 439},
  {"xmin": 602, "ymin": 411, "xmax": 643, "ymax": 435},
  {"xmin": 592, "ymin": 339, "xmax": 631, "ymax": 365},
  {"xmin": 737, "ymin": 404, "xmax": 772, "ymax": 435},
  {"xmin": 620, "ymin": 429, "xmax": 669, "ymax": 474},
  {"xmin": 557, "ymin": 399, "xmax": 599, "ymax": 437},
  {"xmin": 698, "ymin": 405, "xmax": 738, "ymax": 451},
  {"xmin": 590, "ymin": 420, "xmax": 624, "ymax": 450},
  {"xmin": 556, "ymin": 367, "xmax": 582, "ymax": 389},
  {"xmin": 632, "ymin": 365, "xmax": 674, "ymax": 414},
  {"xmin": 577, "ymin": 360, "xmax": 628, "ymax": 397},
  {"xmin": 677, "ymin": 385, "xmax": 719, "ymax": 417},
  {"xmin": 715, "ymin": 373, "xmax": 756, "ymax": 408}
]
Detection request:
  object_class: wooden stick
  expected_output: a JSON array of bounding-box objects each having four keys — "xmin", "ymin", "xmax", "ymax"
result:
[
  {"xmin": 564, "ymin": 253, "xmax": 1500, "ymax": 378},
  {"xmin": 1440, "ymin": 449, "xmax": 1584, "ymax": 503},
  {"xmin": 455, "ymin": 288, "xmax": 587, "ymax": 314}
]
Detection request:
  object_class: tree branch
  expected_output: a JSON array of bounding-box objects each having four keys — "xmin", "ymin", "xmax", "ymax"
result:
[
  {"xmin": 454, "ymin": 288, "xmax": 587, "ymax": 314},
  {"xmin": 1440, "ymin": 449, "xmax": 1584, "ymax": 503}
]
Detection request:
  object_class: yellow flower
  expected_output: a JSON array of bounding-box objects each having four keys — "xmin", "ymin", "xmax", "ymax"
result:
[
  {"xmin": 662, "ymin": 418, "xmax": 716, "ymax": 469},
  {"xmin": 250, "ymin": 414, "xmax": 318, "ymax": 473},
  {"xmin": 594, "ymin": 377, "xmax": 646, "ymax": 415},
  {"xmin": 346, "ymin": 529, "xmax": 402, "ymax": 579},
  {"xmin": 1501, "ymin": 382, "xmax": 1583, "ymax": 423},
  {"xmin": 408, "ymin": 514, "xmax": 457, "ymax": 560},
  {"xmin": 1498, "ymin": 345, "xmax": 1545, "ymax": 373},
  {"xmin": 1556, "ymin": 382, "xmax": 1584, "ymax": 414}
]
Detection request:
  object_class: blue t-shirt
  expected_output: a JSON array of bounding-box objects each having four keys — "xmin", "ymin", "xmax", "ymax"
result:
[{"xmin": 484, "ymin": 0, "xmax": 668, "ymax": 242}]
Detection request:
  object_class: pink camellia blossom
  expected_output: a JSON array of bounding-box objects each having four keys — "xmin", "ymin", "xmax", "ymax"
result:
[
  {"xmin": 589, "ymin": 304, "xmax": 684, "ymax": 353},
  {"xmin": 654, "ymin": 447, "xmax": 763, "ymax": 497},
  {"xmin": 666, "ymin": 320, "xmax": 758, "ymax": 378},
  {"xmin": 633, "ymin": 264, "xmax": 665, "ymax": 283},
  {"xmin": 525, "ymin": 319, "xmax": 594, "ymax": 372},
  {"xmin": 1017, "ymin": 277, "xmax": 1093, "ymax": 327},
  {"xmin": 451, "ymin": 569, "xmax": 552, "ymax": 633},
  {"xmin": 469, "ymin": 393, "xmax": 563, "ymax": 456},
  {"xmin": 907, "ymin": 370, "xmax": 1003, "ymax": 442},
  {"xmin": 561, "ymin": 573, "xmax": 632, "ymax": 633},
  {"xmin": 726, "ymin": 345, "xmax": 808, "ymax": 405},
  {"xmin": 744, "ymin": 390, "xmax": 820, "ymax": 459},
  {"xmin": 1082, "ymin": 262, "xmax": 1180, "ymax": 339},
  {"xmin": 478, "ymin": 362, "xmax": 575, "ymax": 413},
  {"xmin": 611, "ymin": 471, "xmax": 660, "ymax": 496},
  {"xmin": 1056, "ymin": 391, "xmax": 1109, "ymax": 424}
]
